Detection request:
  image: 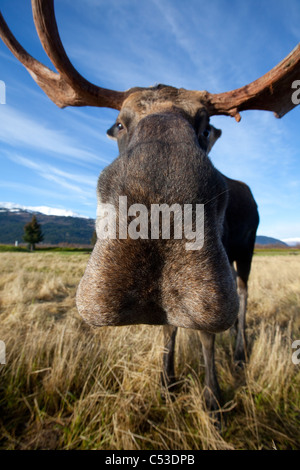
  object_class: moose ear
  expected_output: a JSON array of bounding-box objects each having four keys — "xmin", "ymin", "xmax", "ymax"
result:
[
  {"xmin": 107, "ymin": 124, "xmax": 118, "ymax": 140},
  {"xmin": 206, "ymin": 125, "xmax": 222, "ymax": 154},
  {"xmin": 195, "ymin": 109, "xmax": 210, "ymax": 152}
]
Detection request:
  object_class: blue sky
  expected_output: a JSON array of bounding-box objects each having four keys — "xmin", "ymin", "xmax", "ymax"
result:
[{"xmin": 0, "ymin": 0, "xmax": 299, "ymax": 240}]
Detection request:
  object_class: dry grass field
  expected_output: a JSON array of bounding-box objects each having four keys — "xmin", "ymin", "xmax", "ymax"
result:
[{"xmin": 0, "ymin": 251, "xmax": 299, "ymax": 450}]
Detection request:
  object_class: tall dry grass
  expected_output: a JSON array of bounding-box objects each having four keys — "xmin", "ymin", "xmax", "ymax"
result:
[{"xmin": 0, "ymin": 252, "xmax": 299, "ymax": 450}]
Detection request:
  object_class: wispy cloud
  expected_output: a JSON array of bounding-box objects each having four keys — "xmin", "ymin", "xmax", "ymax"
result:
[
  {"xmin": 0, "ymin": 106, "xmax": 111, "ymax": 165},
  {"xmin": 0, "ymin": 48, "xmax": 17, "ymax": 63},
  {"xmin": 7, "ymin": 153, "xmax": 97, "ymax": 198},
  {"xmin": 0, "ymin": 180, "xmax": 68, "ymax": 201}
]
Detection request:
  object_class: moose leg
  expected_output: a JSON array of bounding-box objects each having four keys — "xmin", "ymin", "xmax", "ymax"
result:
[
  {"xmin": 230, "ymin": 263, "xmax": 238, "ymax": 336},
  {"xmin": 161, "ymin": 325, "xmax": 178, "ymax": 390},
  {"xmin": 234, "ymin": 260, "xmax": 250, "ymax": 363},
  {"xmin": 199, "ymin": 331, "xmax": 221, "ymax": 411},
  {"xmin": 234, "ymin": 277, "xmax": 248, "ymax": 363}
]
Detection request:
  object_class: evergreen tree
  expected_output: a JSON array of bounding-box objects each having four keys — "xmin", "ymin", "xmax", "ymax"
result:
[{"xmin": 23, "ymin": 215, "xmax": 44, "ymax": 251}]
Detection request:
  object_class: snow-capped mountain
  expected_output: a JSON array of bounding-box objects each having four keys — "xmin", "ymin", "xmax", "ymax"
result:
[
  {"xmin": 0, "ymin": 202, "xmax": 89, "ymax": 219},
  {"xmin": 0, "ymin": 203, "xmax": 95, "ymax": 245}
]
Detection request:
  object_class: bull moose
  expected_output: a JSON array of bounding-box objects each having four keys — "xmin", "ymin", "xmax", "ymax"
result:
[{"xmin": 1, "ymin": 0, "xmax": 299, "ymax": 413}]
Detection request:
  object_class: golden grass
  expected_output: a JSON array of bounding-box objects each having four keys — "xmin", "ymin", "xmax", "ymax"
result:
[{"xmin": 0, "ymin": 252, "xmax": 299, "ymax": 450}]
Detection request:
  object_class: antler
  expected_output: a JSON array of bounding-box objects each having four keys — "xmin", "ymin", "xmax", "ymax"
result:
[
  {"xmin": 205, "ymin": 44, "xmax": 300, "ymax": 122},
  {"xmin": 0, "ymin": 0, "xmax": 299, "ymax": 120},
  {"xmin": 0, "ymin": 0, "xmax": 130, "ymax": 109}
]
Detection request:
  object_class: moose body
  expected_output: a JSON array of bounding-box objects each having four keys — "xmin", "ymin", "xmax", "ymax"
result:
[{"xmin": 1, "ymin": 0, "xmax": 298, "ymax": 415}]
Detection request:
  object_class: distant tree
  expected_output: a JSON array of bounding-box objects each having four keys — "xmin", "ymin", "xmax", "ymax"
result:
[
  {"xmin": 23, "ymin": 215, "xmax": 44, "ymax": 251},
  {"xmin": 91, "ymin": 229, "xmax": 97, "ymax": 246}
]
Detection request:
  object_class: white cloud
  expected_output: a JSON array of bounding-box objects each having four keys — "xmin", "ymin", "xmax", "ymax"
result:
[
  {"xmin": 282, "ymin": 238, "xmax": 300, "ymax": 246},
  {"xmin": 7, "ymin": 153, "xmax": 97, "ymax": 201},
  {"xmin": 10, "ymin": 154, "xmax": 96, "ymax": 187},
  {"xmin": 0, "ymin": 105, "xmax": 111, "ymax": 165}
]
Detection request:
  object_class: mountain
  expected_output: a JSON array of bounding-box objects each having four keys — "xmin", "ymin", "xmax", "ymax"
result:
[
  {"xmin": 255, "ymin": 235, "xmax": 288, "ymax": 246},
  {"xmin": 0, "ymin": 205, "xmax": 95, "ymax": 245},
  {"xmin": 282, "ymin": 238, "xmax": 300, "ymax": 247}
]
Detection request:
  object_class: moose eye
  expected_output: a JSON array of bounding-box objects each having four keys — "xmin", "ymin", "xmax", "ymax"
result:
[{"xmin": 203, "ymin": 128, "xmax": 211, "ymax": 138}]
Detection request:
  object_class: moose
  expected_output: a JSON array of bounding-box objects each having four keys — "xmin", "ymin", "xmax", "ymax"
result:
[{"xmin": 1, "ymin": 0, "xmax": 299, "ymax": 413}]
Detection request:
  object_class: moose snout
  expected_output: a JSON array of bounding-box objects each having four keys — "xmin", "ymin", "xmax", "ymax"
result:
[{"xmin": 76, "ymin": 238, "xmax": 239, "ymax": 332}]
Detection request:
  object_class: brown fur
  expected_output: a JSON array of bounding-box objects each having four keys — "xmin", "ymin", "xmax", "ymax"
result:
[
  {"xmin": 77, "ymin": 109, "xmax": 239, "ymax": 333},
  {"xmin": 76, "ymin": 86, "xmax": 259, "ymax": 410}
]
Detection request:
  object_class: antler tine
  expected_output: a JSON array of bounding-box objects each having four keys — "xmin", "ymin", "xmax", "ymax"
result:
[
  {"xmin": 205, "ymin": 44, "xmax": 300, "ymax": 122},
  {"xmin": 31, "ymin": 0, "xmax": 127, "ymax": 109},
  {"xmin": 0, "ymin": 0, "xmax": 127, "ymax": 109},
  {"xmin": 0, "ymin": 10, "xmax": 62, "ymax": 99}
]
